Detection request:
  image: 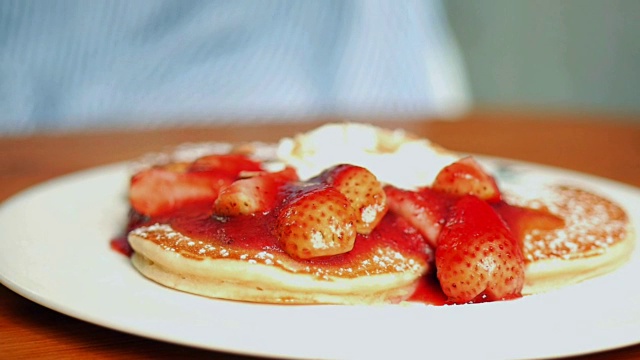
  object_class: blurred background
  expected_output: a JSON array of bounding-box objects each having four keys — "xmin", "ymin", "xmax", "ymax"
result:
[
  {"xmin": 0, "ymin": 0, "xmax": 638, "ymax": 135},
  {"xmin": 444, "ymin": 0, "xmax": 640, "ymax": 117}
]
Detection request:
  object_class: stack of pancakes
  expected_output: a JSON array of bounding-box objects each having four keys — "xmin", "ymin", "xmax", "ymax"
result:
[{"xmin": 127, "ymin": 123, "xmax": 634, "ymax": 304}]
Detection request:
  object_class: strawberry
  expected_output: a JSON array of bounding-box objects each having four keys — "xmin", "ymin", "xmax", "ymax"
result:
[
  {"xmin": 384, "ymin": 185, "xmax": 453, "ymax": 247},
  {"xmin": 275, "ymin": 184, "xmax": 357, "ymax": 259},
  {"xmin": 435, "ymin": 195, "xmax": 525, "ymax": 303},
  {"xmin": 432, "ymin": 157, "xmax": 501, "ymax": 202},
  {"xmin": 129, "ymin": 166, "xmax": 233, "ymax": 216},
  {"xmin": 313, "ymin": 164, "xmax": 387, "ymax": 234},
  {"xmin": 214, "ymin": 167, "xmax": 299, "ymax": 216},
  {"xmin": 130, "ymin": 154, "xmax": 265, "ymax": 217},
  {"xmin": 189, "ymin": 154, "xmax": 263, "ymax": 174}
]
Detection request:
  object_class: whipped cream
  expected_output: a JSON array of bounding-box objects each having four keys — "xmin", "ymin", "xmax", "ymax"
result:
[{"xmin": 276, "ymin": 123, "xmax": 460, "ymax": 189}]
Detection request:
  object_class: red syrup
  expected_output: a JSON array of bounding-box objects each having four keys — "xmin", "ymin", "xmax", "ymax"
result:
[
  {"xmin": 493, "ymin": 201, "xmax": 565, "ymax": 245},
  {"xmin": 110, "ymin": 208, "xmax": 151, "ymax": 257},
  {"xmin": 407, "ymin": 271, "xmax": 448, "ymax": 305},
  {"xmin": 110, "ymin": 236, "xmax": 133, "ymax": 257},
  {"xmin": 113, "ymin": 184, "xmax": 563, "ymax": 305}
]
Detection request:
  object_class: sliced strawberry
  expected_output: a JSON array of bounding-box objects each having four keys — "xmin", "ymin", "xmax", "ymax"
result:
[
  {"xmin": 129, "ymin": 166, "xmax": 233, "ymax": 216},
  {"xmin": 384, "ymin": 185, "xmax": 453, "ymax": 247},
  {"xmin": 314, "ymin": 164, "xmax": 387, "ymax": 234},
  {"xmin": 214, "ymin": 167, "xmax": 299, "ymax": 216},
  {"xmin": 432, "ymin": 157, "xmax": 501, "ymax": 202},
  {"xmin": 436, "ymin": 195, "xmax": 525, "ymax": 303},
  {"xmin": 130, "ymin": 154, "xmax": 264, "ymax": 217},
  {"xmin": 189, "ymin": 154, "xmax": 263, "ymax": 174},
  {"xmin": 275, "ymin": 184, "xmax": 357, "ymax": 259}
]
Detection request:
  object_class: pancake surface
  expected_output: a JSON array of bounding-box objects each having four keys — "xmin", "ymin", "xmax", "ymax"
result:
[
  {"xmin": 129, "ymin": 213, "xmax": 430, "ymax": 304},
  {"xmin": 506, "ymin": 185, "xmax": 634, "ymax": 294},
  {"xmin": 124, "ymin": 123, "xmax": 634, "ymax": 304}
]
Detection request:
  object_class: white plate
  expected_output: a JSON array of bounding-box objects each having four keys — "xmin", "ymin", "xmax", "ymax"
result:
[{"xmin": 1, "ymin": 158, "xmax": 640, "ymax": 360}]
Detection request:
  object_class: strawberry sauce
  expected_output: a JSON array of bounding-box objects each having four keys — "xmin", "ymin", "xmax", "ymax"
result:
[
  {"xmin": 115, "ymin": 192, "xmax": 566, "ymax": 306},
  {"xmin": 132, "ymin": 204, "xmax": 431, "ymax": 276},
  {"xmin": 113, "ymin": 140, "xmax": 628, "ymax": 306},
  {"xmin": 407, "ymin": 272, "xmax": 448, "ymax": 305}
]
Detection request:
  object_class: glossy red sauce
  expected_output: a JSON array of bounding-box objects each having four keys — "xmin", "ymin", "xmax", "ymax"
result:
[
  {"xmin": 493, "ymin": 201, "xmax": 565, "ymax": 246},
  {"xmin": 407, "ymin": 272, "xmax": 448, "ymax": 305},
  {"xmin": 139, "ymin": 204, "xmax": 431, "ymax": 275},
  {"xmin": 110, "ymin": 235, "xmax": 133, "ymax": 257},
  {"xmin": 113, "ymin": 186, "xmax": 564, "ymax": 306}
]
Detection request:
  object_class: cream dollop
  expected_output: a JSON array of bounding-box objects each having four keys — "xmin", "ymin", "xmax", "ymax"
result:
[{"xmin": 276, "ymin": 123, "xmax": 459, "ymax": 189}]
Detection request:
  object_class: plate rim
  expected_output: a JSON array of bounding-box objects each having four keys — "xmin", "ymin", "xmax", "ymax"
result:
[{"xmin": 1, "ymin": 156, "xmax": 639, "ymax": 359}]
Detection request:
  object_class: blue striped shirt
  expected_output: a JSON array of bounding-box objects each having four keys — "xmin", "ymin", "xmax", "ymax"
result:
[{"xmin": 0, "ymin": 0, "xmax": 469, "ymax": 134}]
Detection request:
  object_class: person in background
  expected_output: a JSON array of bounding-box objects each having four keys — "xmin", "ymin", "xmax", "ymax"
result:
[{"xmin": 0, "ymin": 0, "xmax": 469, "ymax": 134}]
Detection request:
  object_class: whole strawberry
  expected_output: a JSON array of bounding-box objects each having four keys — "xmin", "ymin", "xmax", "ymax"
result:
[
  {"xmin": 436, "ymin": 195, "xmax": 525, "ymax": 303},
  {"xmin": 432, "ymin": 157, "xmax": 501, "ymax": 202},
  {"xmin": 313, "ymin": 164, "xmax": 387, "ymax": 234},
  {"xmin": 275, "ymin": 184, "xmax": 357, "ymax": 259}
]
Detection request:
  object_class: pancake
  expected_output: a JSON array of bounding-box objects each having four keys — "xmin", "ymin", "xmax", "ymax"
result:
[
  {"xmin": 507, "ymin": 185, "xmax": 635, "ymax": 295},
  {"xmin": 124, "ymin": 122, "xmax": 634, "ymax": 304},
  {"xmin": 128, "ymin": 213, "xmax": 430, "ymax": 305}
]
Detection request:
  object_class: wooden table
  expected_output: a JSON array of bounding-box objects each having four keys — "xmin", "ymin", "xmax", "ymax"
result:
[{"xmin": 1, "ymin": 110, "xmax": 639, "ymax": 359}]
